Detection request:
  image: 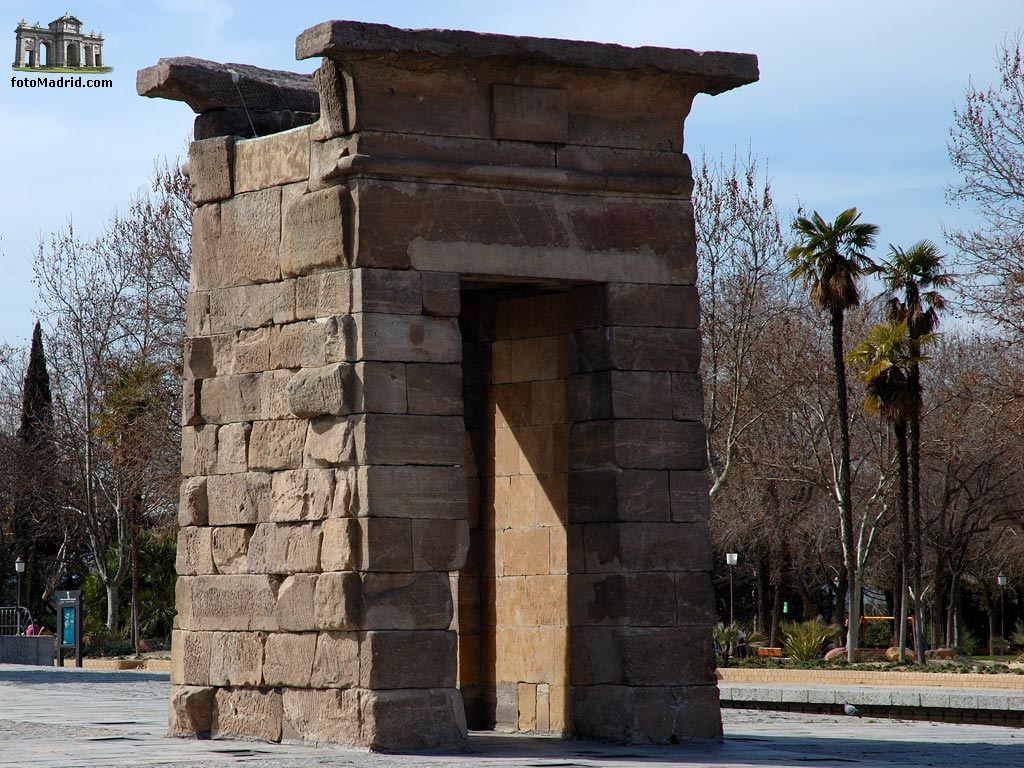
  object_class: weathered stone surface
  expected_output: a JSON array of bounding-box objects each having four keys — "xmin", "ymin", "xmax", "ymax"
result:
[
  {"xmin": 420, "ymin": 271, "xmax": 460, "ymax": 317},
  {"xmin": 360, "ymin": 630, "xmax": 457, "ymax": 689},
  {"xmin": 492, "ymin": 83, "xmax": 568, "ymax": 143},
  {"xmin": 352, "ymin": 414, "xmax": 464, "ymax": 465},
  {"xmin": 570, "ymin": 626, "xmax": 716, "ymax": 686},
  {"xmin": 185, "ymin": 291, "xmax": 212, "ymax": 337},
  {"xmin": 568, "ymin": 573, "xmax": 677, "ymax": 627},
  {"xmin": 178, "ymin": 476, "xmax": 209, "ymax": 528},
  {"xmin": 351, "ymin": 269, "xmax": 421, "ymax": 315},
  {"xmin": 355, "ymin": 465, "xmax": 466, "ymax": 519},
  {"xmin": 360, "ymin": 572, "xmax": 453, "ymax": 630},
  {"xmin": 354, "ymin": 313, "xmax": 460, "ymax": 363},
  {"xmin": 178, "ymin": 575, "xmax": 278, "ymax": 632},
  {"xmin": 314, "ymin": 571, "xmax": 362, "ymax": 630},
  {"xmin": 198, "ymin": 374, "xmax": 262, "ymax": 424},
  {"xmin": 311, "ymin": 631, "xmax": 359, "ymax": 688},
  {"xmin": 359, "ymin": 688, "xmax": 467, "ymax": 750},
  {"xmin": 282, "ymin": 688, "xmax": 360, "ymax": 743},
  {"xmin": 169, "ymin": 684, "xmax": 215, "ymax": 736},
  {"xmin": 304, "ymin": 417, "xmax": 356, "ymax": 468},
  {"xmin": 274, "ymin": 573, "xmax": 317, "ymax": 632},
  {"xmin": 358, "ymin": 517, "xmax": 412, "ymax": 571},
  {"xmin": 171, "ymin": 630, "xmax": 212, "ymax": 686},
  {"xmin": 352, "ymin": 362, "xmax": 407, "ymax": 413},
  {"xmin": 219, "ymin": 188, "xmax": 281, "ymax": 286},
  {"xmin": 181, "ymin": 425, "xmax": 217, "ymax": 476},
  {"xmin": 605, "ymin": 284, "xmax": 700, "ymax": 328},
  {"xmin": 570, "ymin": 420, "xmax": 705, "ymax": 470},
  {"xmin": 567, "ymin": 469, "xmax": 670, "ymax": 523},
  {"xmin": 406, "ymin": 363, "xmax": 462, "ymax": 415},
  {"xmin": 320, "ymin": 518, "xmax": 358, "ymax": 571},
  {"xmin": 411, "ymin": 519, "xmax": 470, "ymax": 571},
  {"xmin": 285, "ymin": 364, "xmax": 350, "ymax": 417},
  {"xmin": 177, "ymin": 526, "xmax": 215, "ymax": 576},
  {"xmin": 293, "ymin": 270, "xmax": 352, "ymax": 320},
  {"xmin": 263, "ymin": 632, "xmax": 316, "ymax": 687},
  {"xmin": 185, "ymin": 335, "xmax": 231, "ymax": 380},
  {"xmin": 271, "ymin": 469, "xmax": 335, "ymax": 521},
  {"xmin": 248, "ymin": 522, "xmax": 322, "ymax": 574},
  {"xmin": 206, "ymin": 473, "xmax": 272, "ymax": 525},
  {"xmin": 669, "ymin": 470, "xmax": 711, "ymax": 523},
  {"xmin": 572, "ymin": 684, "xmax": 721, "ymax": 743},
  {"xmin": 671, "ymin": 372, "xmax": 704, "ymax": 421},
  {"xmin": 214, "ymin": 422, "xmax": 250, "ymax": 474},
  {"xmin": 209, "ymin": 631, "xmax": 264, "ymax": 687},
  {"xmin": 260, "ymin": 369, "xmax": 294, "ymax": 420},
  {"xmin": 233, "ymin": 327, "xmax": 272, "ymax": 374},
  {"xmin": 271, "ymin": 317, "xmax": 348, "ymax": 369},
  {"xmin": 235, "ymin": 127, "xmax": 310, "ymax": 194},
  {"xmin": 212, "ymin": 687, "xmax": 283, "ymax": 742},
  {"xmin": 188, "ymin": 136, "xmax": 234, "ymax": 204},
  {"xmin": 281, "ymin": 185, "xmax": 346, "ymax": 275},
  {"xmin": 583, "ymin": 522, "xmax": 712, "ymax": 572},
  {"xmin": 209, "ymin": 283, "xmax": 281, "ymax": 334},
  {"xmin": 249, "ymin": 419, "xmax": 307, "ymax": 470},
  {"xmin": 182, "ymin": 379, "xmax": 202, "ymax": 427},
  {"xmin": 211, "ymin": 526, "xmax": 251, "ymax": 574}
]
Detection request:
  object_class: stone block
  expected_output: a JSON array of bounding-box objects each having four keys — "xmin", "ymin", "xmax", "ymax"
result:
[
  {"xmin": 212, "ymin": 687, "xmax": 283, "ymax": 742},
  {"xmin": 507, "ymin": 337, "xmax": 560, "ymax": 382},
  {"xmin": 670, "ymin": 471, "xmax": 711, "ymax": 523},
  {"xmin": 492, "ymin": 83, "xmax": 568, "ymax": 143},
  {"xmin": 358, "ymin": 517, "xmax": 413, "ymax": 571},
  {"xmin": 583, "ymin": 522, "xmax": 712, "ymax": 572},
  {"xmin": 351, "ymin": 268, "xmax": 422, "ymax": 315},
  {"xmin": 605, "ymin": 284, "xmax": 700, "ymax": 328},
  {"xmin": 355, "ymin": 465, "xmax": 467, "ymax": 518},
  {"xmin": 491, "ymin": 382, "xmax": 533, "ymax": 428},
  {"xmin": 285, "ymin": 363, "xmax": 351, "ymax": 417},
  {"xmin": 304, "ymin": 417, "xmax": 356, "ymax": 468},
  {"xmin": 188, "ymin": 135, "xmax": 234, "ymax": 205},
  {"xmin": 608, "ymin": 327, "xmax": 701, "ymax": 372},
  {"xmin": 249, "ymin": 419, "xmax": 306, "ymax": 471},
  {"xmin": 311, "ymin": 631, "xmax": 360, "ymax": 688},
  {"xmin": 502, "ymin": 528, "xmax": 550, "ymax": 576},
  {"xmin": 185, "ymin": 291, "xmax": 212, "ymax": 337},
  {"xmin": 179, "ymin": 477, "xmax": 208, "ymax": 528},
  {"xmin": 570, "ymin": 420, "xmax": 705, "ymax": 471},
  {"xmin": 567, "ymin": 468, "xmax": 670, "ymax": 523},
  {"xmin": 233, "ymin": 127, "xmax": 310, "ymax": 194},
  {"xmin": 412, "ymin": 519, "xmax": 470, "ymax": 571},
  {"xmin": 352, "ymin": 414, "xmax": 465, "ymax": 465},
  {"xmin": 169, "ymin": 685, "xmax": 215, "ymax": 736},
  {"xmin": 536, "ymin": 684, "xmax": 550, "ymax": 732},
  {"xmin": 531, "ymin": 378, "xmax": 567, "ymax": 425},
  {"xmin": 181, "ymin": 425, "xmax": 217, "ymax": 476},
  {"xmin": 263, "ymin": 632, "xmax": 317, "ymax": 687},
  {"xmin": 280, "ymin": 186, "xmax": 346, "ymax": 276},
  {"xmin": 675, "ymin": 572, "xmax": 717, "ymax": 627},
  {"xmin": 406, "ymin": 363, "xmax": 462, "ymax": 415},
  {"xmin": 198, "ymin": 373, "xmax": 262, "ymax": 424},
  {"xmin": 359, "ymin": 688, "xmax": 467, "ymax": 751},
  {"xmin": 282, "ymin": 688, "xmax": 360, "ymax": 744},
  {"xmin": 671, "ymin": 372, "xmax": 704, "ymax": 421},
  {"xmin": 321, "ymin": 518, "xmax": 358, "ymax": 571},
  {"xmin": 495, "ymin": 293, "xmax": 573, "ymax": 341},
  {"xmin": 570, "ymin": 627, "xmax": 716, "ymax": 686},
  {"xmin": 420, "ymin": 271, "xmax": 460, "ymax": 317},
  {"xmin": 189, "ymin": 204, "xmax": 222, "ymax": 292},
  {"xmin": 209, "ymin": 631, "xmax": 264, "ymax": 687},
  {"xmin": 360, "ymin": 630, "xmax": 457, "ymax": 689},
  {"xmin": 209, "ymin": 283, "xmax": 281, "ymax": 333},
  {"xmin": 574, "ymin": 684, "xmax": 722, "ymax": 743},
  {"xmin": 361, "ymin": 572, "xmax": 453, "ymax": 630},
  {"xmin": 249, "ymin": 522, "xmax": 322, "ymax": 574},
  {"xmin": 219, "ymin": 187, "xmax": 281, "ymax": 286},
  {"xmin": 568, "ymin": 573, "xmax": 677, "ymax": 627},
  {"xmin": 271, "ymin": 469, "xmax": 336, "ymax": 522},
  {"xmin": 171, "ymin": 630, "xmax": 212, "ymax": 686},
  {"xmin": 275, "ymin": 574, "xmax": 318, "ymax": 632},
  {"xmin": 179, "ymin": 575, "xmax": 278, "ymax": 632},
  {"xmin": 206, "ymin": 473, "xmax": 272, "ymax": 526},
  {"xmin": 354, "ymin": 313, "xmax": 461, "ymax": 363},
  {"xmin": 314, "ymin": 571, "xmax": 363, "ymax": 630},
  {"xmin": 213, "ymin": 422, "xmax": 250, "ymax": 475},
  {"xmin": 185, "ymin": 334, "xmax": 233, "ymax": 380},
  {"xmin": 177, "ymin": 527, "xmax": 215, "ymax": 576},
  {"xmin": 271, "ymin": 317, "xmax": 348, "ymax": 369},
  {"xmin": 182, "ymin": 379, "xmax": 202, "ymax": 427},
  {"xmin": 211, "ymin": 526, "xmax": 252, "ymax": 575},
  {"xmin": 353, "ymin": 362, "xmax": 408, "ymax": 413},
  {"xmin": 518, "ymin": 682, "xmax": 538, "ymax": 731},
  {"xmin": 334, "ymin": 468, "xmax": 357, "ymax": 518}
]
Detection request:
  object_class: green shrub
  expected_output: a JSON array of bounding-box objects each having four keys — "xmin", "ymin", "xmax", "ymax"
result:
[
  {"xmin": 958, "ymin": 628, "xmax": 981, "ymax": 656},
  {"xmin": 780, "ymin": 617, "xmax": 842, "ymax": 662},
  {"xmin": 713, "ymin": 622, "xmax": 741, "ymax": 660}
]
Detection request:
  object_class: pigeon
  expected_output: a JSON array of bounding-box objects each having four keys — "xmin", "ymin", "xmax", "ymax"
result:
[{"xmin": 842, "ymin": 702, "xmax": 861, "ymax": 717}]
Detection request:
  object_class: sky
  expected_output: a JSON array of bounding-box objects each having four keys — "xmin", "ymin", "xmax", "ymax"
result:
[{"xmin": 0, "ymin": 0, "xmax": 1019, "ymax": 348}]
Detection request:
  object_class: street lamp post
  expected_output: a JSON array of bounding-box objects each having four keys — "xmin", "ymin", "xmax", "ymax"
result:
[
  {"xmin": 14, "ymin": 557, "xmax": 25, "ymax": 634},
  {"xmin": 726, "ymin": 553, "xmax": 739, "ymax": 625},
  {"xmin": 998, "ymin": 575, "xmax": 1008, "ymax": 645}
]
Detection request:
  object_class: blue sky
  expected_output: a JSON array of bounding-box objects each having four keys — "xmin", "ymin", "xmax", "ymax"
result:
[{"xmin": 0, "ymin": 0, "xmax": 1019, "ymax": 346}]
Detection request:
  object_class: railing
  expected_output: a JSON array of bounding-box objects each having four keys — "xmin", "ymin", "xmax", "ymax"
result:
[{"xmin": 0, "ymin": 607, "xmax": 32, "ymax": 636}]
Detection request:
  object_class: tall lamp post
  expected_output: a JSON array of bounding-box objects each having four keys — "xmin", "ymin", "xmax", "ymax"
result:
[
  {"xmin": 14, "ymin": 557, "xmax": 25, "ymax": 633},
  {"xmin": 726, "ymin": 553, "xmax": 739, "ymax": 625},
  {"xmin": 998, "ymin": 575, "xmax": 1008, "ymax": 645}
]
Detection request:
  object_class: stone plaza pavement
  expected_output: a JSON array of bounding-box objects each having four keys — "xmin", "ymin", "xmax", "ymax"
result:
[{"xmin": 3, "ymin": 664, "xmax": 1024, "ymax": 767}]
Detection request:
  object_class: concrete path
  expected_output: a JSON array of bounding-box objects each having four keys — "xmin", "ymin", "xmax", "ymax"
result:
[{"xmin": 3, "ymin": 664, "xmax": 1024, "ymax": 767}]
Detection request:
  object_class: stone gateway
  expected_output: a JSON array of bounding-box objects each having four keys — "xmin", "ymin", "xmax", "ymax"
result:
[
  {"xmin": 13, "ymin": 15, "xmax": 104, "ymax": 69},
  {"xmin": 138, "ymin": 19, "xmax": 757, "ymax": 751}
]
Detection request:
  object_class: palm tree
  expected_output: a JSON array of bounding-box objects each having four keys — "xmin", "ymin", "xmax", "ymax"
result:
[
  {"xmin": 788, "ymin": 207, "xmax": 878, "ymax": 661},
  {"xmin": 848, "ymin": 320, "xmax": 930, "ymax": 661},
  {"xmin": 867, "ymin": 241, "xmax": 952, "ymax": 663}
]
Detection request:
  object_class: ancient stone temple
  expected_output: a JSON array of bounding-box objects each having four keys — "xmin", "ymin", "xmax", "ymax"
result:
[
  {"xmin": 139, "ymin": 20, "xmax": 757, "ymax": 750},
  {"xmin": 13, "ymin": 15, "xmax": 104, "ymax": 69}
]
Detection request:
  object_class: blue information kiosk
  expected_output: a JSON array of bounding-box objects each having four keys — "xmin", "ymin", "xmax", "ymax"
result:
[{"xmin": 55, "ymin": 590, "xmax": 83, "ymax": 667}]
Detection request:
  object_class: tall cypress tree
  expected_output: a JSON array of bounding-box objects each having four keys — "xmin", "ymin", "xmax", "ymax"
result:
[{"xmin": 18, "ymin": 322, "xmax": 53, "ymax": 445}]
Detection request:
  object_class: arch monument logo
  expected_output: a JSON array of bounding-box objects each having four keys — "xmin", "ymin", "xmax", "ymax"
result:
[{"xmin": 12, "ymin": 14, "xmax": 110, "ymax": 73}]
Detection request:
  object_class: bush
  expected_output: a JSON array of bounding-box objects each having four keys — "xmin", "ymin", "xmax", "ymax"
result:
[
  {"xmin": 958, "ymin": 628, "xmax": 981, "ymax": 656},
  {"xmin": 780, "ymin": 617, "xmax": 842, "ymax": 662},
  {"xmin": 713, "ymin": 622, "xmax": 741, "ymax": 660}
]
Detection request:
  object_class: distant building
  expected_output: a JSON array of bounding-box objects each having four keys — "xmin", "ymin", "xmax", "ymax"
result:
[{"xmin": 13, "ymin": 15, "xmax": 104, "ymax": 69}]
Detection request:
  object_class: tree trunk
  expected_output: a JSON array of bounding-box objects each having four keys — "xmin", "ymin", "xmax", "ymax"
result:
[
  {"xmin": 831, "ymin": 309, "xmax": 859, "ymax": 660},
  {"xmin": 106, "ymin": 581, "xmax": 119, "ymax": 632},
  {"xmin": 896, "ymin": 420, "xmax": 910, "ymax": 662},
  {"xmin": 756, "ymin": 555, "xmax": 771, "ymax": 635}
]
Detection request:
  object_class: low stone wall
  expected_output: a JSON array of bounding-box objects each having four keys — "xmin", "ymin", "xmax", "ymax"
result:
[
  {"xmin": 718, "ymin": 667, "xmax": 1024, "ymax": 690},
  {"xmin": 0, "ymin": 636, "xmax": 55, "ymax": 666}
]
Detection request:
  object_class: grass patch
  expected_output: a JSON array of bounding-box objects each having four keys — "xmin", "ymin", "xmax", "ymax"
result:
[{"xmin": 12, "ymin": 66, "xmax": 113, "ymax": 74}]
